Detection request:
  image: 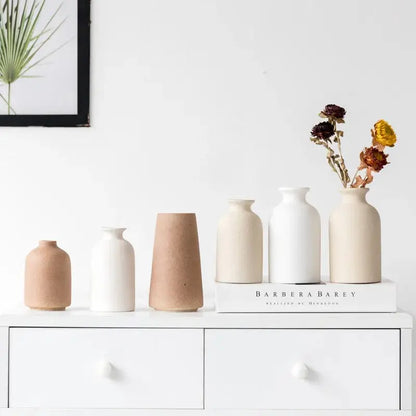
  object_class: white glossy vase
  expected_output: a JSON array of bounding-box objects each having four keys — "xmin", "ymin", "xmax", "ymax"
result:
[
  {"xmin": 91, "ymin": 227, "xmax": 135, "ymax": 312},
  {"xmin": 216, "ymin": 199, "xmax": 263, "ymax": 284},
  {"xmin": 330, "ymin": 188, "xmax": 381, "ymax": 284},
  {"xmin": 269, "ymin": 187, "xmax": 321, "ymax": 284}
]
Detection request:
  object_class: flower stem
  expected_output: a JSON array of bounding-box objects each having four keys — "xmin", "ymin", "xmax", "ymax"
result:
[
  {"xmin": 7, "ymin": 83, "xmax": 11, "ymax": 116},
  {"xmin": 351, "ymin": 168, "xmax": 360, "ymax": 186},
  {"xmin": 360, "ymin": 176, "xmax": 369, "ymax": 188},
  {"xmin": 319, "ymin": 140, "xmax": 344, "ymax": 184},
  {"xmin": 332, "ymin": 122, "xmax": 349, "ymax": 188}
]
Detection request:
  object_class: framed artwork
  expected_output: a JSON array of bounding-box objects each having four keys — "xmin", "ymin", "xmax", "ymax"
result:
[{"xmin": 0, "ymin": 0, "xmax": 90, "ymax": 127}]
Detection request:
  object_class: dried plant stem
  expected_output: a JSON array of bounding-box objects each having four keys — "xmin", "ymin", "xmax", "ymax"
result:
[
  {"xmin": 332, "ymin": 123, "xmax": 350, "ymax": 188},
  {"xmin": 350, "ymin": 168, "xmax": 360, "ymax": 186},
  {"xmin": 337, "ymin": 141, "xmax": 347, "ymax": 186},
  {"xmin": 7, "ymin": 83, "xmax": 11, "ymax": 116},
  {"xmin": 314, "ymin": 139, "xmax": 345, "ymax": 184},
  {"xmin": 0, "ymin": 92, "xmax": 15, "ymax": 114},
  {"xmin": 310, "ymin": 107, "xmax": 355, "ymax": 188}
]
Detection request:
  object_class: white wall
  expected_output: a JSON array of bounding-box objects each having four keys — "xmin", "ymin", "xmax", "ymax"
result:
[{"xmin": 0, "ymin": 0, "xmax": 415, "ymax": 407}]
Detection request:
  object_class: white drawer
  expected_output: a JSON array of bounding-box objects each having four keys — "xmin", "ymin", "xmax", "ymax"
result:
[
  {"xmin": 9, "ymin": 328, "xmax": 203, "ymax": 409},
  {"xmin": 205, "ymin": 329, "xmax": 400, "ymax": 410}
]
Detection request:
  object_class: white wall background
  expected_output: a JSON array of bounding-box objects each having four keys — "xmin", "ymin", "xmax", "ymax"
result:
[{"xmin": 0, "ymin": 0, "xmax": 415, "ymax": 408}]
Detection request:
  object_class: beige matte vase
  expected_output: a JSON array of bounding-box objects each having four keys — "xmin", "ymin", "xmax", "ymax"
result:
[
  {"xmin": 25, "ymin": 241, "xmax": 71, "ymax": 310},
  {"xmin": 329, "ymin": 188, "xmax": 381, "ymax": 283},
  {"xmin": 149, "ymin": 213, "xmax": 203, "ymax": 312},
  {"xmin": 216, "ymin": 199, "xmax": 263, "ymax": 283}
]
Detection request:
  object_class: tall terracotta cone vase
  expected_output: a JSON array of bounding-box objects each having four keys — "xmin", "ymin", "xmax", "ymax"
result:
[
  {"xmin": 24, "ymin": 241, "xmax": 71, "ymax": 311},
  {"xmin": 149, "ymin": 213, "xmax": 203, "ymax": 312}
]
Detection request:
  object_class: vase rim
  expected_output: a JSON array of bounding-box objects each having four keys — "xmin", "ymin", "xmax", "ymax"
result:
[
  {"xmin": 341, "ymin": 187, "xmax": 369, "ymax": 193},
  {"xmin": 228, "ymin": 198, "xmax": 255, "ymax": 204},
  {"xmin": 39, "ymin": 240, "xmax": 57, "ymax": 246},
  {"xmin": 101, "ymin": 226, "xmax": 127, "ymax": 232},
  {"xmin": 157, "ymin": 213, "xmax": 196, "ymax": 216},
  {"xmin": 279, "ymin": 187, "xmax": 310, "ymax": 192}
]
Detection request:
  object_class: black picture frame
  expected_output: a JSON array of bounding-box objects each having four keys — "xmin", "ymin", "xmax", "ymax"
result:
[{"xmin": 0, "ymin": 0, "xmax": 90, "ymax": 127}]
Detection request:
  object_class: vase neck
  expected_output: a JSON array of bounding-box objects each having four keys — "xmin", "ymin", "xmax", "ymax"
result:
[
  {"xmin": 279, "ymin": 187, "xmax": 309, "ymax": 203},
  {"xmin": 228, "ymin": 199, "xmax": 254, "ymax": 212},
  {"xmin": 101, "ymin": 227, "xmax": 126, "ymax": 240},
  {"xmin": 39, "ymin": 240, "xmax": 57, "ymax": 248},
  {"xmin": 340, "ymin": 188, "xmax": 369, "ymax": 203}
]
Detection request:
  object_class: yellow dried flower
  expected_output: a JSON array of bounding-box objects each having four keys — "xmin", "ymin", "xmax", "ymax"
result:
[{"xmin": 372, "ymin": 120, "xmax": 396, "ymax": 147}]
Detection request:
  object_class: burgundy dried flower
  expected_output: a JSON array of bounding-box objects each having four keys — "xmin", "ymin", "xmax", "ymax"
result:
[
  {"xmin": 311, "ymin": 121, "xmax": 335, "ymax": 141},
  {"xmin": 321, "ymin": 104, "xmax": 346, "ymax": 120},
  {"xmin": 360, "ymin": 147, "xmax": 389, "ymax": 172}
]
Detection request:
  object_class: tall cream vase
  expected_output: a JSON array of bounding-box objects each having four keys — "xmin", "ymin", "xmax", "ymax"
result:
[
  {"xmin": 216, "ymin": 199, "xmax": 263, "ymax": 283},
  {"xmin": 329, "ymin": 188, "xmax": 381, "ymax": 283}
]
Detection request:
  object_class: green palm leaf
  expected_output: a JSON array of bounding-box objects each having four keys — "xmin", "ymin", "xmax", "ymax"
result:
[{"xmin": 0, "ymin": 0, "xmax": 65, "ymax": 114}]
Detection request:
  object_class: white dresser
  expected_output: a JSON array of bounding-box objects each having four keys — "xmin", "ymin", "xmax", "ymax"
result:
[{"xmin": 0, "ymin": 310, "xmax": 411, "ymax": 415}]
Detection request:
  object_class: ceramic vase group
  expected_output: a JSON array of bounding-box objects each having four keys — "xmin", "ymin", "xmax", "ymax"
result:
[
  {"xmin": 23, "ymin": 214, "xmax": 204, "ymax": 313},
  {"xmin": 22, "ymin": 187, "xmax": 383, "ymax": 313},
  {"xmin": 215, "ymin": 188, "xmax": 381, "ymax": 285}
]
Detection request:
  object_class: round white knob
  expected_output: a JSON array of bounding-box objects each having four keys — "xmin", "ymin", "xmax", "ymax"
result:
[
  {"xmin": 97, "ymin": 360, "xmax": 113, "ymax": 378},
  {"xmin": 291, "ymin": 362, "xmax": 309, "ymax": 380}
]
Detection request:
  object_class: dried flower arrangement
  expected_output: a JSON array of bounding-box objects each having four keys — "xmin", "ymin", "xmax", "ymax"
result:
[{"xmin": 310, "ymin": 104, "xmax": 396, "ymax": 188}]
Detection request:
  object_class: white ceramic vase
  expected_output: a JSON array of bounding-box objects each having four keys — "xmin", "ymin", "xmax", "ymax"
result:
[
  {"xmin": 329, "ymin": 188, "xmax": 381, "ymax": 284},
  {"xmin": 91, "ymin": 227, "xmax": 135, "ymax": 312},
  {"xmin": 216, "ymin": 199, "xmax": 263, "ymax": 284},
  {"xmin": 269, "ymin": 187, "xmax": 321, "ymax": 284}
]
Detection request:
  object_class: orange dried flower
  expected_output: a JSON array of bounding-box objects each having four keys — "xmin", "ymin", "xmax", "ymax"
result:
[{"xmin": 360, "ymin": 147, "xmax": 389, "ymax": 172}]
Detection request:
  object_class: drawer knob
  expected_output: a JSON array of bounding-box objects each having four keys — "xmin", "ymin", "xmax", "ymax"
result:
[
  {"xmin": 97, "ymin": 360, "xmax": 113, "ymax": 378},
  {"xmin": 291, "ymin": 362, "xmax": 309, "ymax": 380}
]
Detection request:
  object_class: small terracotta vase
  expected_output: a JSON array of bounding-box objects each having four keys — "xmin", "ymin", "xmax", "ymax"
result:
[
  {"xmin": 24, "ymin": 241, "xmax": 71, "ymax": 311},
  {"xmin": 149, "ymin": 213, "xmax": 203, "ymax": 312}
]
